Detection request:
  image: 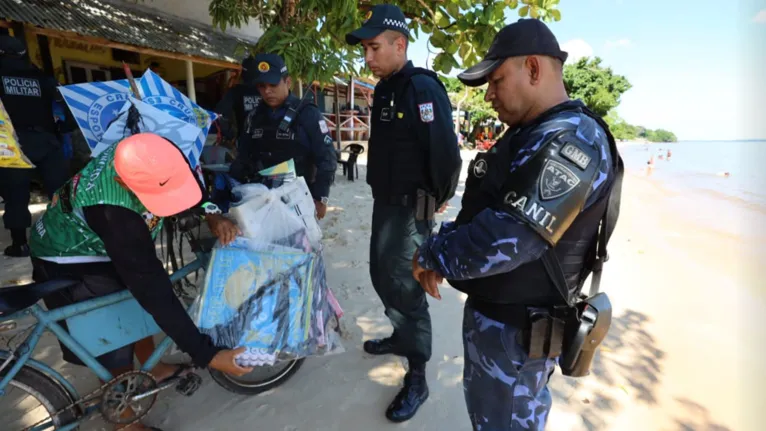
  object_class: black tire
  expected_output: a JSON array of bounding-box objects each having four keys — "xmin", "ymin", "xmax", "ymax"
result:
[
  {"xmin": 209, "ymin": 358, "xmax": 305, "ymax": 396},
  {"xmin": 0, "ymin": 365, "xmax": 80, "ymax": 430}
]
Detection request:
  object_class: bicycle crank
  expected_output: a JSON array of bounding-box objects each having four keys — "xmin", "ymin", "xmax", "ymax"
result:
[{"xmin": 100, "ymin": 370, "xmax": 158, "ymax": 425}]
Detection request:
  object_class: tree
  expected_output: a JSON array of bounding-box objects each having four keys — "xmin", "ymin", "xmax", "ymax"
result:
[
  {"xmin": 441, "ymin": 76, "xmax": 495, "ymax": 142},
  {"xmin": 563, "ymin": 57, "xmax": 632, "ymax": 117},
  {"xmin": 647, "ymin": 129, "xmax": 677, "ymax": 143},
  {"xmin": 207, "ymin": 0, "xmax": 563, "ymax": 83}
]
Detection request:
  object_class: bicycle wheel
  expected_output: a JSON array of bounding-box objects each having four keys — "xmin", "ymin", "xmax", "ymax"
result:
[
  {"xmin": 209, "ymin": 358, "xmax": 304, "ymax": 396},
  {"xmin": 0, "ymin": 365, "xmax": 80, "ymax": 430}
]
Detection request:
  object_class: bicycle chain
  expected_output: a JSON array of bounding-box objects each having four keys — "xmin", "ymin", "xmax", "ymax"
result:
[{"xmin": 21, "ymin": 370, "xmax": 156, "ymax": 431}]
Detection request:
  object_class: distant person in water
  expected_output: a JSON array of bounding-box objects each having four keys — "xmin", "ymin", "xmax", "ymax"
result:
[{"xmin": 667, "ymin": 149, "xmax": 672, "ymax": 160}]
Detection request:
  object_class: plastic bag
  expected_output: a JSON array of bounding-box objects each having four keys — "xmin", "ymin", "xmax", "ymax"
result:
[
  {"xmin": 0, "ymin": 99, "xmax": 34, "ymax": 168},
  {"xmin": 195, "ymin": 182, "xmax": 343, "ymax": 366}
]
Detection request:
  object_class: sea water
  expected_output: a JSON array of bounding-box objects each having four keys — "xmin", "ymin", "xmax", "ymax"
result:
[{"xmin": 618, "ymin": 140, "xmax": 766, "ymax": 240}]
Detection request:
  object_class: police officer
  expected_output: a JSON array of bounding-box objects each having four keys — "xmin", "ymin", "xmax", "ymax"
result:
[
  {"xmin": 346, "ymin": 4, "xmax": 462, "ymax": 422},
  {"xmin": 412, "ymin": 19, "xmax": 623, "ymax": 430},
  {"xmin": 215, "ymin": 55, "xmax": 262, "ymax": 141},
  {"xmin": 0, "ymin": 35, "xmax": 68, "ymax": 257},
  {"xmin": 223, "ymin": 53, "xmax": 337, "ymax": 221}
]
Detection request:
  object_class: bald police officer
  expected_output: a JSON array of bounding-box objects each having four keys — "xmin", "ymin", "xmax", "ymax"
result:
[
  {"xmin": 413, "ymin": 20, "xmax": 623, "ymax": 430},
  {"xmin": 0, "ymin": 35, "xmax": 68, "ymax": 257},
  {"xmin": 346, "ymin": 4, "xmax": 462, "ymax": 422}
]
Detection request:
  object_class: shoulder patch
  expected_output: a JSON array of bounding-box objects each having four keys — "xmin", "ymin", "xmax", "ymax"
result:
[
  {"xmin": 560, "ymin": 142, "xmax": 592, "ymax": 170},
  {"xmin": 318, "ymin": 119, "xmax": 329, "ymax": 134},
  {"xmin": 418, "ymin": 102, "xmax": 434, "ymax": 123},
  {"xmin": 539, "ymin": 159, "xmax": 580, "ymax": 201}
]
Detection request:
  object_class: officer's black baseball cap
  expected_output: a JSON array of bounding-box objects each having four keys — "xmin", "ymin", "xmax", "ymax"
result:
[
  {"xmin": 458, "ymin": 19, "xmax": 568, "ymax": 87},
  {"xmin": 345, "ymin": 4, "xmax": 410, "ymax": 45},
  {"xmin": 0, "ymin": 35, "xmax": 26, "ymax": 56},
  {"xmin": 251, "ymin": 53, "xmax": 289, "ymax": 85}
]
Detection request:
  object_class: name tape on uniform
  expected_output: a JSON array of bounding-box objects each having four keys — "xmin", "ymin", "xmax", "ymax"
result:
[{"xmin": 2, "ymin": 77, "xmax": 41, "ymax": 97}]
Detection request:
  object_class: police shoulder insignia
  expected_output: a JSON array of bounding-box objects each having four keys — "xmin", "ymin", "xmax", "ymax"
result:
[
  {"xmin": 258, "ymin": 62, "xmax": 270, "ymax": 72},
  {"xmin": 539, "ymin": 159, "xmax": 581, "ymax": 201},
  {"xmin": 418, "ymin": 102, "xmax": 434, "ymax": 123},
  {"xmin": 318, "ymin": 119, "xmax": 329, "ymax": 134},
  {"xmin": 560, "ymin": 142, "xmax": 592, "ymax": 171}
]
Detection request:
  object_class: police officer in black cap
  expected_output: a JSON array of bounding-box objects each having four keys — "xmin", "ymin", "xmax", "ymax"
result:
[
  {"xmin": 346, "ymin": 4, "xmax": 462, "ymax": 423},
  {"xmin": 412, "ymin": 19, "xmax": 623, "ymax": 430},
  {"xmin": 215, "ymin": 55, "xmax": 262, "ymax": 142},
  {"xmin": 0, "ymin": 35, "xmax": 68, "ymax": 257},
  {"xmin": 224, "ymin": 53, "xmax": 337, "ymax": 220}
]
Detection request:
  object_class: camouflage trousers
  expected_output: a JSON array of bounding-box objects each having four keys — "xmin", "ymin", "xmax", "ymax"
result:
[{"xmin": 462, "ymin": 302, "xmax": 557, "ymax": 431}]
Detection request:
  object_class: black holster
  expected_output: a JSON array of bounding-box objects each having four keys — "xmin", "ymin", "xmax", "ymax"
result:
[
  {"xmin": 559, "ymin": 292, "xmax": 612, "ymax": 377},
  {"xmin": 415, "ymin": 189, "xmax": 436, "ymax": 221}
]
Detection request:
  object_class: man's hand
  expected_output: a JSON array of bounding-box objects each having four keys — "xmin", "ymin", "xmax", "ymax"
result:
[
  {"xmin": 436, "ymin": 202, "xmax": 449, "ymax": 214},
  {"xmin": 206, "ymin": 214, "xmax": 241, "ymax": 246},
  {"xmin": 209, "ymin": 347, "xmax": 254, "ymax": 376},
  {"xmin": 314, "ymin": 200, "xmax": 328, "ymax": 220},
  {"xmin": 412, "ymin": 250, "xmax": 443, "ymax": 300}
]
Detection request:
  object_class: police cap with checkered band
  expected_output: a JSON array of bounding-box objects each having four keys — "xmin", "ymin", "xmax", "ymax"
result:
[
  {"xmin": 251, "ymin": 53, "xmax": 289, "ymax": 85},
  {"xmin": 345, "ymin": 4, "xmax": 410, "ymax": 45},
  {"xmin": 458, "ymin": 19, "xmax": 568, "ymax": 87}
]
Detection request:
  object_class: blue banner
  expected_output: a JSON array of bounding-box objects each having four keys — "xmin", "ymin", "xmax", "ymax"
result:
[{"xmin": 58, "ymin": 80, "xmax": 132, "ymax": 151}]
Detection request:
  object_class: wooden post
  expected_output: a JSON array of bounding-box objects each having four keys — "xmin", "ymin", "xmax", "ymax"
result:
[
  {"xmin": 349, "ymin": 77, "xmax": 355, "ymax": 139},
  {"xmin": 185, "ymin": 60, "xmax": 196, "ymax": 102},
  {"xmin": 333, "ymin": 82, "xmax": 341, "ymax": 151}
]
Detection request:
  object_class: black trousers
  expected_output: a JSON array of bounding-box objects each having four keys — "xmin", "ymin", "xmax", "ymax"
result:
[
  {"xmin": 0, "ymin": 130, "xmax": 67, "ymax": 231},
  {"xmin": 369, "ymin": 200, "xmax": 434, "ymax": 365}
]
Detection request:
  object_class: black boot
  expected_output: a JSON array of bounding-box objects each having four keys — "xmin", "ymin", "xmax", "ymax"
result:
[
  {"xmin": 363, "ymin": 335, "xmax": 401, "ymax": 356},
  {"xmin": 4, "ymin": 229, "xmax": 29, "ymax": 258},
  {"xmin": 385, "ymin": 364, "xmax": 429, "ymax": 422}
]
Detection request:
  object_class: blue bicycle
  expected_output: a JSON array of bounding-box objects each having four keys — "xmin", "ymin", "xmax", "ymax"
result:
[{"xmin": 0, "ymin": 212, "xmax": 304, "ymax": 430}]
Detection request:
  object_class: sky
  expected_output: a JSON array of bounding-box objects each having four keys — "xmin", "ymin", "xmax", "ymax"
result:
[{"xmin": 408, "ymin": 0, "xmax": 766, "ymax": 141}]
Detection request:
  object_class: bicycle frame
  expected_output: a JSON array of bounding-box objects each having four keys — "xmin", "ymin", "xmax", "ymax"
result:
[{"xmin": 0, "ymin": 250, "xmax": 209, "ymax": 431}]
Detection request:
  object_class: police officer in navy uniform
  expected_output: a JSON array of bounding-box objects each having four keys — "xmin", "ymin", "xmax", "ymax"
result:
[
  {"xmin": 222, "ymin": 53, "xmax": 337, "ymax": 220},
  {"xmin": 346, "ymin": 4, "xmax": 462, "ymax": 422},
  {"xmin": 0, "ymin": 35, "xmax": 68, "ymax": 257},
  {"xmin": 412, "ymin": 20, "xmax": 623, "ymax": 430},
  {"xmin": 215, "ymin": 55, "xmax": 262, "ymax": 142}
]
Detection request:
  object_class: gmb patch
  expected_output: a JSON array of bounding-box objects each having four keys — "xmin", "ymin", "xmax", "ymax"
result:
[
  {"xmin": 318, "ymin": 119, "xmax": 329, "ymax": 134},
  {"xmin": 560, "ymin": 142, "xmax": 592, "ymax": 170}
]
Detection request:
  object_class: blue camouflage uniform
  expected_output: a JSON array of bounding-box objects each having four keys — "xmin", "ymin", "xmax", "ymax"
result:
[{"xmin": 417, "ymin": 105, "xmax": 615, "ymax": 430}]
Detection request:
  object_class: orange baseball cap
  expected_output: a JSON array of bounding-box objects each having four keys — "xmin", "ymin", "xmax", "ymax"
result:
[{"xmin": 114, "ymin": 133, "xmax": 202, "ymax": 217}]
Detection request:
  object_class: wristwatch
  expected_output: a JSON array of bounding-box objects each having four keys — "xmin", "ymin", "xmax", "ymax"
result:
[
  {"xmin": 320, "ymin": 197, "xmax": 329, "ymax": 205},
  {"xmin": 201, "ymin": 202, "xmax": 222, "ymax": 215}
]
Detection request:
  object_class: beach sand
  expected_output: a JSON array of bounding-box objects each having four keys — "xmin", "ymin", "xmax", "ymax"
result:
[{"xmin": 0, "ymin": 150, "xmax": 761, "ymax": 430}]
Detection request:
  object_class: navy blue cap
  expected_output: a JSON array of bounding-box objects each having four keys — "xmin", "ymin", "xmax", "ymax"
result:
[
  {"xmin": 250, "ymin": 53, "xmax": 289, "ymax": 85},
  {"xmin": 346, "ymin": 4, "xmax": 410, "ymax": 45},
  {"xmin": 458, "ymin": 19, "xmax": 568, "ymax": 87}
]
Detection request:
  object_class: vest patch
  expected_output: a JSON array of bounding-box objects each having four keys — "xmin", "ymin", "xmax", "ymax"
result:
[
  {"xmin": 243, "ymin": 95, "xmax": 259, "ymax": 112},
  {"xmin": 418, "ymin": 102, "xmax": 434, "ymax": 122},
  {"xmin": 560, "ymin": 142, "xmax": 592, "ymax": 170},
  {"xmin": 539, "ymin": 159, "xmax": 580, "ymax": 200},
  {"xmin": 2, "ymin": 76, "xmax": 41, "ymax": 97}
]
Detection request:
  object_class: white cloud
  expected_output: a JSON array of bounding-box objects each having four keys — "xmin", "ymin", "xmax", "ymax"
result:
[
  {"xmin": 560, "ymin": 39, "xmax": 593, "ymax": 63},
  {"xmin": 605, "ymin": 38, "xmax": 632, "ymax": 48},
  {"xmin": 753, "ymin": 9, "xmax": 766, "ymax": 23}
]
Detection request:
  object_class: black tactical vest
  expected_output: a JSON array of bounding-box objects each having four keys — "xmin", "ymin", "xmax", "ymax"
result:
[
  {"xmin": 0, "ymin": 60, "xmax": 55, "ymax": 133},
  {"xmin": 239, "ymin": 99, "xmax": 313, "ymax": 178},
  {"xmin": 449, "ymin": 101, "xmax": 619, "ymax": 321},
  {"xmin": 368, "ymin": 65, "xmax": 446, "ymax": 202},
  {"xmin": 232, "ymin": 84, "xmax": 261, "ymax": 134}
]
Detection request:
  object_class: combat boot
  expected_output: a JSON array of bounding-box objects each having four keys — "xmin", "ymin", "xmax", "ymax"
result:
[
  {"xmin": 385, "ymin": 364, "xmax": 429, "ymax": 422},
  {"xmin": 363, "ymin": 335, "xmax": 402, "ymax": 356}
]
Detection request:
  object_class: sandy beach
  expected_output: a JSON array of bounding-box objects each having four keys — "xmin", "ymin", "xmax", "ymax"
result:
[{"xmin": 1, "ymin": 149, "xmax": 762, "ymax": 431}]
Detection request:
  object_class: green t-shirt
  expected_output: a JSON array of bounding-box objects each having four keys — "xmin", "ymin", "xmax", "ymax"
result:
[{"xmin": 29, "ymin": 145, "xmax": 164, "ymax": 263}]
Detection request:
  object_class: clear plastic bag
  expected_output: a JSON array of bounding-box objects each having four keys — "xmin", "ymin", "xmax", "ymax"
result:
[{"xmin": 195, "ymin": 181, "xmax": 343, "ymax": 366}]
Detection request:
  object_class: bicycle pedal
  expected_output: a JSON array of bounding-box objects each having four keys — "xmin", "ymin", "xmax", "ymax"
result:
[{"xmin": 175, "ymin": 372, "xmax": 202, "ymax": 396}]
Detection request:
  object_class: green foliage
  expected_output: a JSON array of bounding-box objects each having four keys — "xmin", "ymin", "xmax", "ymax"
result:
[
  {"xmin": 606, "ymin": 110, "xmax": 677, "ymax": 142},
  {"xmin": 563, "ymin": 57, "xmax": 632, "ymax": 117},
  {"xmin": 646, "ymin": 129, "xmax": 677, "ymax": 143},
  {"xmin": 207, "ymin": 0, "xmax": 563, "ymax": 82}
]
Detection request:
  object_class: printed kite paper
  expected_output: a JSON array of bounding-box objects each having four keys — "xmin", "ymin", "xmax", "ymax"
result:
[
  {"xmin": 137, "ymin": 70, "xmax": 217, "ymax": 168},
  {"xmin": 58, "ymin": 80, "xmax": 132, "ymax": 151},
  {"xmin": 92, "ymin": 96, "xmax": 203, "ymax": 167}
]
